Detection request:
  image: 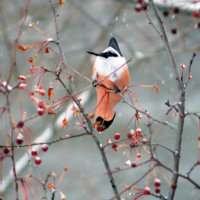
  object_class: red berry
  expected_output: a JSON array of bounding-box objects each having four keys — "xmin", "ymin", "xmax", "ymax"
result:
[
  {"xmin": 171, "ymin": 28, "xmax": 177, "ymax": 34},
  {"xmin": 112, "ymin": 143, "xmax": 118, "ymax": 149},
  {"xmin": 142, "ymin": 138, "xmax": 148, "ymax": 144},
  {"xmin": 155, "ymin": 188, "xmax": 160, "ymax": 193},
  {"xmin": 27, "ymin": 57, "xmax": 34, "ymax": 63},
  {"xmin": 114, "ymin": 133, "xmax": 120, "ymax": 140},
  {"xmin": 18, "ymin": 75, "xmax": 26, "ymax": 82},
  {"xmin": 45, "ymin": 47, "xmax": 49, "ymax": 53},
  {"xmin": 38, "ymin": 100, "xmax": 46, "ymax": 109},
  {"xmin": 3, "ymin": 147, "xmax": 10, "ymax": 154},
  {"xmin": 163, "ymin": 11, "xmax": 169, "ymax": 17},
  {"xmin": 31, "ymin": 148, "xmax": 37, "ymax": 156},
  {"xmin": 154, "ymin": 179, "xmax": 161, "ymax": 187},
  {"xmin": 193, "ymin": 11, "xmax": 199, "ymax": 18},
  {"xmin": 136, "ymin": 153, "xmax": 142, "ymax": 158},
  {"xmin": 197, "ymin": 22, "xmax": 200, "ymax": 28},
  {"xmin": 173, "ymin": 7, "xmax": 179, "ymax": 14},
  {"xmin": 38, "ymin": 108, "xmax": 45, "ymax": 116},
  {"xmin": 134, "ymin": 4, "xmax": 142, "ymax": 12},
  {"xmin": 171, "ymin": 184, "xmax": 177, "ymax": 189},
  {"xmin": 137, "ymin": 0, "xmax": 143, "ymax": 4},
  {"xmin": 39, "ymin": 89, "xmax": 46, "ymax": 96},
  {"xmin": 42, "ymin": 144, "xmax": 48, "ymax": 152},
  {"xmin": 35, "ymin": 157, "xmax": 41, "ymax": 165},
  {"xmin": 144, "ymin": 186, "xmax": 150, "ymax": 195},
  {"xmin": 17, "ymin": 121, "xmax": 24, "ymax": 128},
  {"xmin": 198, "ymin": 137, "xmax": 200, "ymax": 141},
  {"xmin": 130, "ymin": 143, "xmax": 135, "ymax": 148},
  {"xmin": 127, "ymin": 133, "xmax": 132, "ymax": 139},
  {"xmin": 131, "ymin": 163, "xmax": 137, "ymax": 168},
  {"xmin": 97, "ymin": 126, "xmax": 103, "ymax": 132},
  {"xmin": 18, "ymin": 45, "xmax": 24, "ymax": 51},
  {"xmin": 142, "ymin": 4, "xmax": 148, "ymax": 11},
  {"xmin": 16, "ymin": 135, "xmax": 24, "ymax": 145}
]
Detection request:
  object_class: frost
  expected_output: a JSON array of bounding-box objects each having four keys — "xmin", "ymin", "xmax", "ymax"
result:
[
  {"xmin": 174, "ymin": 151, "xmax": 179, "ymax": 156},
  {"xmin": 115, "ymin": 16, "xmax": 118, "ymax": 21},
  {"xmin": 136, "ymin": 128, "xmax": 141, "ymax": 132},
  {"xmin": 125, "ymin": 160, "xmax": 131, "ymax": 166},
  {"xmin": 135, "ymin": 51, "xmax": 144, "ymax": 59},
  {"xmin": 36, "ymin": 21, "xmax": 39, "ymax": 24},
  {"xmin": 169, "ymin": 73, "xmax": 174, "ymax": 79},
  {"xmin": 7, "ymin": 85, "xmax": 13, "ymax": 91},
  {"xmin": 47, "ymin": 38, "xmax": 53, "ymax": 42},
  {"xmin": 161, "ymin": 80, "xmax": 165, "ymax": 84},
  {"xmin": 2, "ymin": 81, "xmax": 7, "ymax": 86}
]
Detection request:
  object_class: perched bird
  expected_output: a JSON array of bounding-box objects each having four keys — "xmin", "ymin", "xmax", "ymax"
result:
[{"xmin": 87, "ymin": 37, "xmax": 130, "ymax": 131}]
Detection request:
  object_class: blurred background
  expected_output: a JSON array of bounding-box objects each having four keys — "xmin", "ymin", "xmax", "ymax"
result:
[{"xmin": 1, "ymin": 0, "xmax": 200, "ymax": 199}]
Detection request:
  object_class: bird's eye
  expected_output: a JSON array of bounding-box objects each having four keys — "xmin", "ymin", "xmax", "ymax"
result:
[{"xmin": 106, "ymin": 52, "xmax": 118, "ymax": 57}]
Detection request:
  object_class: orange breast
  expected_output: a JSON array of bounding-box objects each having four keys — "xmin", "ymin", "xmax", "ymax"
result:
[{"xmin": 93, "ymin": 63, "xmax": 130, "ymax": 121}]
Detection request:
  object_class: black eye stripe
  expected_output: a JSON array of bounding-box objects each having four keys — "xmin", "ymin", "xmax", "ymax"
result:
[
  {"xmin": 87, "ymin": 51, "xmax": 118, "ymax": 58},
  {"xmin": 98, "ymin": 52, "xmax": 118, "ymax": 58}
]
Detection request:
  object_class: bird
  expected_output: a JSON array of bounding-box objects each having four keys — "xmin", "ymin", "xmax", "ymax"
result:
[{"xmin": 87, "ymin": 37, "xmax": 130, "ymax": 132}]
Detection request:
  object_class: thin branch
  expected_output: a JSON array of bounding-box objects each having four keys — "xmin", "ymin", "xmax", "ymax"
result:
[
  {"xmin": 48, "ymin": 2, "xmax": 121, "ymax": 198},
  {"xmin": 145, "ymin": 10, "xmax": 161, "ymax": 36},
  {"xmin": 7, "ymin": 0, "xmax": 31, "ymax": 85},
  {"xmin": 151, "ymin": 143, "xmax": 175, "ymax": 155},
  {"xmin": 48, "ymin": 0, "xmax": 74, "ymax": 93},
  {"xmin": 148, "ymin": 0, "xmax": 182, "ymax": 91},
  {"xmin": 187, "ymin": 161, "xmax": 200, "ymax": 177},
  {"xmin": 111, "ymin": 166, "xmax": 156, "ymax": 200},
  {"xmin": 43, "ymin": 172, "xmax": 52, "ymax": 200},
  {"xmin": 57, "ymin": 75, "xmax": 121, "ymax": 199},
  {"xmin": 0, "ymin": 132, "xmax": 88, "ymax": 148},
  {"xmin": 119, "ymin": 93, "xmax": 177, "ymax": 130},
  {"xmin": 6, "ymin": 94, "xmax": 18, "ymax": 200},
  {"xmin": 185, "ymin": 52, "xmax": 196, "ymax": 88},
  {"xmin": 147, "ymin": 1, "xmax": 186, "ymax": 199}
]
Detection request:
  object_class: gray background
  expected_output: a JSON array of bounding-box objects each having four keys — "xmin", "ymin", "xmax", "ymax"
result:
[{"xmin": 0, "ymin": 0, "xmax": 200, "ymax": 199}]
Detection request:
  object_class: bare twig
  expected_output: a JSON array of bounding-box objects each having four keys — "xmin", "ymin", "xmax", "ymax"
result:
[
  {"xmin": 185, "ymin": 53, "xmax": 196, "ymax": 88},
  {"xmin": 43, "ymin": 172, "xmax": 52, "ymax": 200},
  {"xmin": 48, "ymin": 0, "xmax": 75, "ymax": 93},
  {"xmin": 6, "ymin": 95, "xmax": 18, "ymax": 200},
  {"xmin": 119, "ymin": 93, "xmax": 177, "ymax": 130},
  {"xmin": 147, "ymin": 1, "xmax": 186, "ymax": 199},
  {"xmin": 111, "ymin": 166, "xmax": 156, "ymax": 200},
  {"xmin": 144, "ymin": 10, "xmax": 161, "ymax": 36},
  {"xmin": 146, "ymin": 125, "xmax": 200, "ymax": 192},
  {"xmin": 148, "ymin": 0, "xmax": 182, "ymax": 91},
  {"xmin": 187, "ymin": 161, "xmax": 200, "ymax": 177},
  {"xmin": 7, "ymin": 0, "xmax": 31, "ymax": 85},
  {"xmin": 151, "ymin": 143, "xmax": 175, "ymax": 155},
  {"xmin": 0, "ymin": 132, "xmax": 88, "ymax": 148},
  {"xmin": 48, "ymin": 2, "xmax": 121, "ymax": 198}
]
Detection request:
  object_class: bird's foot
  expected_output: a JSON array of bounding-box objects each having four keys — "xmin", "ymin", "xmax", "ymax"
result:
[
  {"xmin": 114, "ymin": 85, "xmax": 120, "ymax": 94},
  {"xmin": 92, "ymin": 80, "xmax": 97, "ymax": 87}
]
